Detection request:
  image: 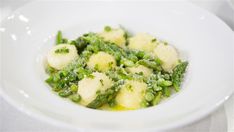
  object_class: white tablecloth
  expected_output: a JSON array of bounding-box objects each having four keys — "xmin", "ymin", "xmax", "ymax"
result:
[{"xmin": 0, "ymin": 0, "xmax": 234, "ymax": 132}]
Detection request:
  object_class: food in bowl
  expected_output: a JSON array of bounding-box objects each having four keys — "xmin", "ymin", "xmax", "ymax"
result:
[{"xmin": 45, "ymin": 26, "xmax": 188, "ymax": 111}]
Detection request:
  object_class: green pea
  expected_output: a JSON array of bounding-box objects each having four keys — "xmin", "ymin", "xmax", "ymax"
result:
[
  {"xmin": 141, "ymin": 100, "xmax": 149, "ymax": 108},
  {"xmin": 136, "ymin": 51, "xmax": 145, "ymax": 58},
  {"xmin": 153, "ymin": 86, "xmax": 162, "ymax": 91},
  {"xmin": 104, "ymin": 26, "xmax": 112, "ymax": 32},
  {"xmin": 70, "ymin": 84, "xmax": 78, "ymax": 92},
  {"xmin": 145, "ymin": 92, "xmax": 155, "ymax": 102},
  {"xmin": 163, "ymin": 74, "xmax": 170, "ymax": 80},
  {"xmin": 70, "ymin": 94, "xmax": 81, "ymax": 102}
]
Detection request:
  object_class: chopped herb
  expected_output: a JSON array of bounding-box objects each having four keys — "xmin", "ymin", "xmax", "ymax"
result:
[
  {"xmin": 100, "ymin": 79, "xmax": 104, "ymax": 86},
  {"xmin": 108, "ymin": 62, "xmax": 114, "ymax": 68},
  {"xmin": 55, "ymin": 47, "xmax": 69, "ymax": 54},
  {"xmin": 126, "ymin": 84, "xmax": 133, "ymax": 92},
  {"xmin": 151, "ymin": 38, "xmax": 157, "ymax": 42}
]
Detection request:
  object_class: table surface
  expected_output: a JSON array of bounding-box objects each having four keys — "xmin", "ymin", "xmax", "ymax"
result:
[{"xmin": 0, "ymin": 0, "xmax": 234, "ymax": 132}]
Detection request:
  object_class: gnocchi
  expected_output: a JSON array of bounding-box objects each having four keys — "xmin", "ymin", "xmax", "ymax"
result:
[
  {"xmin": 116, "ymin": 80, "xmax": 147, "ymax": 109},
  {"xmin": 98, "ymin": 27, "xmax": 126, "ymax": 48},
  {"xmin": 126, "ymin": 65, "xmax": 153, "ymax": 77},
  {"xmin": 47, "ymin": 44, "xmax": 78, "ymax": 70},
  {"xmin": 78, "ymin": 72, "xmax": 113, "ymax": 105},
  {"xmin": 128, "ymin": 33, "xmax": 157, "ymax": 53},
  {"xmin": 153, "ymin": 43, "xmax": 179, "ymax": 72},
  {"xmin": 87, "ymin": 51, "xmax": 116, "ymax": 72}
]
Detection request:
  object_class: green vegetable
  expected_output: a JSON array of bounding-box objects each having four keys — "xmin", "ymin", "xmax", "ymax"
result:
[
  {"xmin": 137, "ymin": 59, "xmax": 162, "ymax": 71},
  {"xmin": 163, "ymin": 87, "xmax": 171, "ymax": 97},
  {"xmin": 56, "ymin": 30, "xmax": 63, "ymax": 44},
  {"xmin": 45, "ymin": 66, "xmax": 57, "ymax": 75},
  {"xmin": 120, "ymin": 58, "xmax": 135, "ymax": 67},
  {"xmin": 157, "ymin": 79, "xmax": 172, "ymax": 87},
  {"xmin": 152, "ymin": 92, "xmax": 162, "ymax": 105},
  {"xmin": 87, "ymin": 80, "xmax": 124, "ymax": 109},
  {"xmin": 58, "ymin": 89, "xmax": 72, "ymax": 97},
  {"xmin": 141, "ymin": 100, "xmax": 149, "ymax": 108},
  {"xmin": 172, "ymin": 61, "xmax": 188, "ymax": 92},
  {"xmin": 70, "ymin": 84, "xmax": 78, "ymax": 93},
  {"xmin": 145, "ymin": 92, "xmax": 154, "ymax": 102},
  {"xmin": 155, "ymin": 58, "xmax": 162, "ymax": 65},
  {"xmin": 62, "ymin": 38, "xmax": 68, "ymax": 43},
  {"xmin": 153, "ymin": 85, "xmax": 162, "ymax": 91},
  {"xmin": 69, "ymin": 36, "xmax": 91, "ymax": 54},
  {"xmin": 70, "ymin": 94, "xmax": 81, "ymax": 102},
  {"xmin": 106, "ymin": 67, "xmax": 131, "ymax": 81},
  {"xmin": 104, "ymin": 26, "xmax": 112, "ymax": 32},
  {"xmin": 134, "ymin": 50, "xmax": 145, "ymax": 59}
]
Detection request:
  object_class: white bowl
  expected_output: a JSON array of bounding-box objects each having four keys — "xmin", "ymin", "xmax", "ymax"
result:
[{"xmin": 0, "ymin": 1, "xmax": 233, "ymax": 131}]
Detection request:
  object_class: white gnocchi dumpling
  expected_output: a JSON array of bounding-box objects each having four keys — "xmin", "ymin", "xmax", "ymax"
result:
[
  {"xmin": 116, "ymin": 80, "xmax": 147, "ymax": 109},
  {"xmin": 98, "ymin": 27, "xmax": 126, "ymax": 48},
  {"xmin": 78, "ymin": 72, "xmax": 113, "ymax": 105},
  {"xmin": 126, "ymin": 65, "xmax": 153, "ymax": 77},
  {"xmin": 153, "ymin": 43, "xmax": 179, "ymax": 72},
  {"xmin": 47, "ymin": 44, "xmax": 78, "ymax": 70},
  {"xmin": 87, "ymin": 51, "xmax": 116, "ymax": 72},
  {"xmin": 128, "ymin": 33, "xmax": 157, "ymax": 53}
]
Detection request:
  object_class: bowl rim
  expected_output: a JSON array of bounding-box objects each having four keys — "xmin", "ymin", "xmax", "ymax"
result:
[{"xmin": 0, "ymin": 0, "xmax": 234, "ymax": 131}]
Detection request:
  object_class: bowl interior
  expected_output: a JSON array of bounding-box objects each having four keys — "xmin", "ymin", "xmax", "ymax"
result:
[{"xmin": 0, "ymin": 1, "xmax": 233, "ymax": 131}]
